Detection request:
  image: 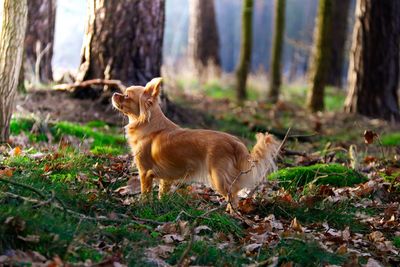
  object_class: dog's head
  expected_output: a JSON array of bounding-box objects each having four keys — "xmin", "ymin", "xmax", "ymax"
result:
[{"xmin": 112, "ymin": 77, "xmax": 162, "ymax": 123}]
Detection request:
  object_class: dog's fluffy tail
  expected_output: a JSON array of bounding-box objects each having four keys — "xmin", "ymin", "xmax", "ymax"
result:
[{"xmin": 240, "ymin": 133, "xmax": 280, "ymax": 189}]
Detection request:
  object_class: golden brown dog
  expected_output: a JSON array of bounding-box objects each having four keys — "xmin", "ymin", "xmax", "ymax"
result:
[{"xmin": 112, "ymin": 77, "xmax": 279, "ymax": 212}]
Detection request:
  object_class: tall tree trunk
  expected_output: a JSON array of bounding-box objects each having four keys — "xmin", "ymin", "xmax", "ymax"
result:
[
  {"xmin": 188, "ymin": 0, "xmax": 220, "ymax": 78},
  {"xmin": 25, "ymin": 0, "xmax": 56, "ymax": 83},
  {"xmin": 344, "ymin": 0, "xmax": 400, "ymax": 122},
  {"xmin": 306, "ymin": 0, "xmax": 333, "ymax": 112},
  {"xmin": 77, "ymin": 0, "xmax": 165, "ymax": 86},
  {"xmin": 235, "ymin": 0, "xmax": 254, "ymax": 102},
  {"xmin": 325, "ymin": 0, "xmax": 351, "ymax": 88},
  {"xmin": 268, "ymin": 0, "xmax": 286, "ymax": 103},
  {"xmin": 0, "ymin": 0, "xmax": 28, "ymax": 142}
]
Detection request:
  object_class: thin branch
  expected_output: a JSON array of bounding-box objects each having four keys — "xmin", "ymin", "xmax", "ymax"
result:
[{"xmin": 0, "ymin": 178, "xmax": 47, "ymax": 199}]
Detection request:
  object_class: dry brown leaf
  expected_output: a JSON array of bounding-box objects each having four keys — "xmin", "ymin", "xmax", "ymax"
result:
[
  {"xmin": 337, "ymin": 244, "xmax": 348, "ymax": 255},
  {"xmin": 364, "ymin": 130, "xmax": 378, "ymax": 144},
  {"xmin": 290, "ymin": 217, "xmax": 303, "ymax": 233},
  {"xmin": 0, "ymin": 168, "xmax": 13, "ymax": 177},
  {"xmin": 368, "ymin": 231, "xmax": 384, "ymax": 243}
]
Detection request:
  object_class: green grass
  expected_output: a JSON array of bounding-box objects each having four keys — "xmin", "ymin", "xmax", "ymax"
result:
[
  {"xmin": 167, "ymin": 241, "xmax": 250, "ymax": 266},
  {"xmin": 0, "ymin": 148, "xmax": 242, "ymax": 263},
  {"xmin": 269, "ymin": 163, "xmax": 367, "ymax": 189},
  {"xmin": 381, "ymin": 132, "xmax": 400, "ymax": 146},
  {"xmin": 282, "ymin": 85, "xmax": 345, "ymax": 111},
  {"xmin": 10, "ymin": 118, "xmax": 127, "ymax": 155},
  {"xmin": 276, "ymin": 239, "xmax": 347, "ymax": 266},
  {"xmin": 258, "ymin": 198, "xmax": 370, "ymax": 233}
]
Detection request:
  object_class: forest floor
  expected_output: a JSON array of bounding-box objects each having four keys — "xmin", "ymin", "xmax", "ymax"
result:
[{"xmin": 1, "ymin": 83, "xmax": 399, "ymax": 266}]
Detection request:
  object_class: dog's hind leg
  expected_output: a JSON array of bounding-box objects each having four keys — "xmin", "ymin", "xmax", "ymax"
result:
[{"xmin": 210, "ymin": 167, "xmax": 241, "ymax": 214}]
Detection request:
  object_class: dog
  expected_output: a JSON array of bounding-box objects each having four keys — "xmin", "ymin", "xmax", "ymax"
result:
[{"xmin": 112, "ymin": 77, "xmax": 279, "ymax": 212}]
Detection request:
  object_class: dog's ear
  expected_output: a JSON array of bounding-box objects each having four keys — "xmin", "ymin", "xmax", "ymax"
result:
[
  {"xmin": 137, "ymin": 77, "xmax": 163, "ymax": 124},
  {"xmin": 143, "ymin": 77, "xmax": 162, "ymax": 100}
]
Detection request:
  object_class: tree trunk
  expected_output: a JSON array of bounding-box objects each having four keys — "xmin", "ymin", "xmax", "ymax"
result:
[
  {"xmin": 235, "ymin": 0, "xmax": 254, "ymax": 102},
  {"xmin": 77, "ymin": 0, "xmax": 165, "ymax": 86},
  {"xmin": 306, "ymin": 0, "xmax": 333, "ymax": 112},
  {"xmin": 188, "ymin": 0, "xmax": 220, "ymax": 77},
  {"xmin": 268, "ymin": 0, "xmax": 286, "ymax": 103},
  {"xmin": 325, "ymin": 0, "xmax": 351, "ymax": 88},
  {"xmin": 25, "ymin": 0, "xmax": 56, "ymax": 83},
  {"xmin": 344, "ymin": 0, "xmax": 400, "ymax": 122},
  {"xmin": 0, "ymin": 0, "xmax": 28, "ymax": 142}
]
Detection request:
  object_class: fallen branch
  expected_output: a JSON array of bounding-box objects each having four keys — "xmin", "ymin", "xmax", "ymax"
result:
[{"xmin": 53, "ymin": 79, "xmax": 127, "ymax": 92}]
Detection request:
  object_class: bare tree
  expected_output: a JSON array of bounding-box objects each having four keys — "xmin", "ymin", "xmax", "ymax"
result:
[
  {"xmin": 0, "ymin": 0, "xmax": 28, "ymax": 142},
  {"xmin": 235, "ymin": 0, "xmax": 254, "ymax": 102},
  {"xmin": 188, "ymin": 0, "xmax": 220, "ymax": 77},
  {"xmin": 268, "ymin": 0, "xmax": 286, "ymax": 103},
  {"xmin": 306, "ymin": 0, "xmax": 333, "ymax": 112},
  {"xmin": 77, "ymin": 0, "xmax": 165, "ymax": 86},
  {"xmin": 25, "ymin": 0, "xmax": 56, "ymax": 83},
  {"xmin": 326, "ymin": 0, "xmax": 351, "ymax": 88},
  {"xmin": 344, "ymin": 0, "xmax": 400, "ymax": 121}
]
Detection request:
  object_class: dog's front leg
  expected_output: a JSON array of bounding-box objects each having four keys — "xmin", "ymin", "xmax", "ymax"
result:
[{"xmin": 139, "ymin": 170, "xmax": 154, "ymax": 199}]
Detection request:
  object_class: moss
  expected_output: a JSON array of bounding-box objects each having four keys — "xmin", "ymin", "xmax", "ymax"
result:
[
  {"xmin": 269, "ymin": 163, "xmax": 367, "ymax": 188},
  {"xmin": 381, "ymin": 132, "xmax": 400, "ymax": 146}
]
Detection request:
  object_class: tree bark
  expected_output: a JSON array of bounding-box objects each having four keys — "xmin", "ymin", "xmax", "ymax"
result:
[
  {"xmin": 325, "ymin": 0, "xmax": 351, "ymax": 88},
  {"xmin": 306, "ymin": 0, "xmax": 333, "ymax": 112},
  {"xmin": 344, "ymin": 0, "xmax": 400, "ymax": 122},
  {"xmin": 0, "ymin": 0, "xmax": 28, "ymax": 142},
  {"xmin": 25, "ymin": 0, "xmax": 56, "ymax": 83},
  {"xmin": 77, "ymin": 0, "xmax": 165, "ymax": 86},
  {"xmin": 235, "ymin": 0, "xmax": 254, "ymax": 102},
  {"xmin": 268, "ymin": 0, "xmax": 286, "ymax": 103},
  {"xmin": 188, "ymin": 0, "xmax": 220, "ymax": 77}
]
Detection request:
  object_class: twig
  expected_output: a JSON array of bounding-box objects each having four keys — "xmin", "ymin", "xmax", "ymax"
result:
[
  {"xmin": 177, "ymin": 206, "xmax": 225, "ymax": 266},
  {"xmin": 277, "ymin": 127, "xmax": 292, "ymax": 153},
  {"xmin": 281, "ymin": 149, "xmax": 308, "ymax": 157},
  {"xmin": 0, "ymin": 178, "xmax": 47, "ymax": 199}
]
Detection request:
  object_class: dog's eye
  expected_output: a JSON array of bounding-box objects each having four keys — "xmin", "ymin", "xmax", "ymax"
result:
[{"xmin": 124, "ymin": 95, "xmax": 129, "ymax": 99}]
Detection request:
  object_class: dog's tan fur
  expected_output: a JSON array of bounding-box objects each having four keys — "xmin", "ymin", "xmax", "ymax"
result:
[{"xmin": 112, "ymin": 77, "xmax": 279, "ymax": 212}]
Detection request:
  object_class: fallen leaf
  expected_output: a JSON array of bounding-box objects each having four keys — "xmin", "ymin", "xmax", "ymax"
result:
[
  {"xmin": 337, "ymin": 244, "xmax": 347, "ymax": 255},
  {"xmin": 162, "ymin": 234, "xmax": 184, "ymax": 244},
  {"xmin": 290, "ymin": 218, "xmax": 303, "ymax": 233},
  {"xmin": 364, "ymin": 130, "xmax": 378, "ymax": 144},
  {"xmin": 0, "ymin": 168, "xmax": 13, "ymax": 177},
  {"xmin": 244, "ymin": 243, "xmax": 262, "ymax": 253},
  {"xmin": 368, "ymin": 231, "xmax": 384, "ymax": 243},
  {"xmin": 9, "ymin": 146, "xmax": 22, "ymax": 156},
  {"xmin": 365, "ymin": 258, "xmax": 384, "ymax": 267},
  {"xmin": 194, "ymin": 225, "xmax": 211, "ymax": 234}
]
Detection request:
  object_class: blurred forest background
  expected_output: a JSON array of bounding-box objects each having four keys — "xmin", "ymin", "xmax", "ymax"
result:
[{"xmin": 0, "ymin": 0, "xmax": 400, "ymax": 266}]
